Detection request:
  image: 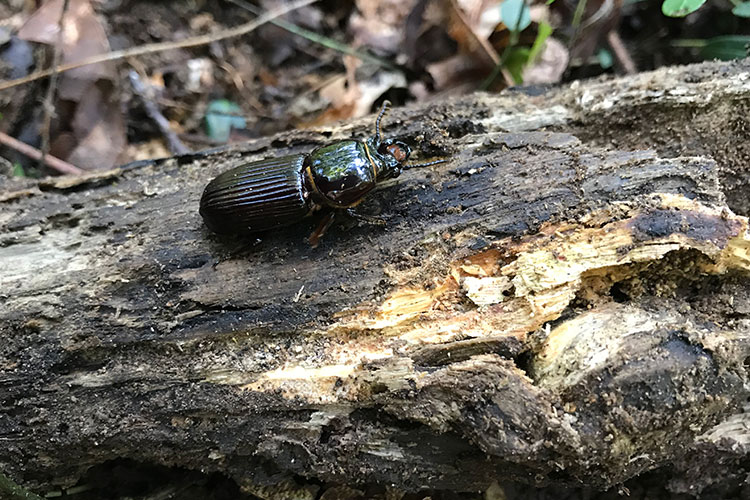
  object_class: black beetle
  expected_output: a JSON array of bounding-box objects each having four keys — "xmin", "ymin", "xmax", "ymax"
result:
[{"xmin": 199, "ymin": 101, "xmax": 444, "ymax": 246}]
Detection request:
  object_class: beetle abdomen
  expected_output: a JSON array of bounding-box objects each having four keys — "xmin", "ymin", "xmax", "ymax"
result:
[{"xmin": 199, "ymin": 154, "xmax": 310, "ymax": 234}]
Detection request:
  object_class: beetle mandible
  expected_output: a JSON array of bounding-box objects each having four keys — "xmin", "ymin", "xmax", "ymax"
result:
[{"xmin": 199, "ymin": 100, "xmax": 444, "ymax": 246}]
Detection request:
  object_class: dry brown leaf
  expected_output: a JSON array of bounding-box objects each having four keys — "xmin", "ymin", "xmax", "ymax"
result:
[
  {"xmin": 314, "ymin": 55, "xmax": 408, "ymax": 126},
  {"xmin": 421, "ymin": 0, "xmax": 520, "ymax": 91},
  {"xmin": 17, "ymin": 0, "xmax": 125, "ymax": 170},
  {"xmin": 446, "ymin": 0, "xmax": 500, "ymax": 64},
  {"xmin": 427, "ymin": 53, "xmax": 487, "ymax": 91},
  {"xmin": 350, "ymin": 0, "xmax": 418, "ymax": 53},
  {"xmin": 18, "ymin": 0, "xmax": 115, "ymax": 100},
  {"xmin": 67, "ymin": 83, "xmax": 126, "ymax": 170},
  {"xmin": 315, "ymin": 55, "xmax": 361, "ymax": 123},
  {"xmin": 126, "ymin": 138, "xmax": 172, "ymax": 163},
  {"xmin": 552, "ymin": 0, "xmax": 624, "ymax": 62},
  {"xmin": 523, "ymin": 37, "xmax": 569, "ymax": 84}
]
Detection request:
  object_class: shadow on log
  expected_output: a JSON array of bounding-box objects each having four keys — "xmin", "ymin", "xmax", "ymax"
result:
[{"xmin": 1, "ymin": 59, "xmax": 750, "ymax": 499}]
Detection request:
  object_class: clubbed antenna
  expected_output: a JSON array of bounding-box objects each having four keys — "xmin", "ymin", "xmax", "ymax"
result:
[
  {"xmin": 404, "ymin": 158, "xmax": 447, "ymax": 169},
  {"xmin": 375, "ymin": 100, "xmax": 391, "ymax": 143}
]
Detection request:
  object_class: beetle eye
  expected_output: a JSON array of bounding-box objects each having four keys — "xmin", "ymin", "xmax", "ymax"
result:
[
  {"xmin": 388, "ymin": 144, "xmax": 407, "ymax": 162},
  {"xmin": 378, "ymin": 140, "xmax": 411, "ymax": 164},
  {"xmin": 381, "ymin": 143, "xmax": 405, "ymax": 163}
]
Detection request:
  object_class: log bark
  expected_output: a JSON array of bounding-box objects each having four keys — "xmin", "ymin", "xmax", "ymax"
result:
[{"xmin": 2, "ymin": 59, "xmax": 750, "ymax": 498}]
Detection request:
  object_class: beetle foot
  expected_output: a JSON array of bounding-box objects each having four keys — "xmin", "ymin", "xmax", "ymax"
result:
[{"xmin": 308, "ymin": 211, "xmax": 336, "ymax": 248}]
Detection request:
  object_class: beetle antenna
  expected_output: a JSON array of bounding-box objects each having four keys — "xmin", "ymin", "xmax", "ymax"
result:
[
  {"xmin": 404, "ymin": 158, "xmax": 446, "ymax": 169},
  {"xmin": 375, "ymin": 100, "xmax": 391, "ymax": 143}
]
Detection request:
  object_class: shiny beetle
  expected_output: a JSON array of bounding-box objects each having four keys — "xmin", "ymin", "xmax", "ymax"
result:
[{"xmin": 199, "ymin": 101, "xmax": 443, "ymax": 246}]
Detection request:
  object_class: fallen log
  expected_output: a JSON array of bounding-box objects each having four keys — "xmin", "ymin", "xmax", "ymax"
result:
[{"xmin": 1, "ymin": 58, "xmax": 750, "ymax": 498}]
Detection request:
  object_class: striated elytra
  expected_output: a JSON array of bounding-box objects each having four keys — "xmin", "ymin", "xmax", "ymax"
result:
[{"xmin": 199, "ymin": 101, "xmax": 444, "ymax": 246}]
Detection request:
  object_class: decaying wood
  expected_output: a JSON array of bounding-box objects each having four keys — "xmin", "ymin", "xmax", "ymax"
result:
[{"xmin": 2, "ymin": 59, "xmax": 750, "ymax": 497}]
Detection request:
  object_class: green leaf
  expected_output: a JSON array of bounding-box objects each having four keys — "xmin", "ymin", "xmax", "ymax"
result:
[
  {"xmin": 699, "ymin": 35, "xmax": 750, "ymax": 61},
  {"xmin": 504, "ymin": 47, "xmax": 531, "ymax": 84},
  {"xmin": 12, "ymin": 163, "xmax": 24, "ymax": 177},
  {"xmin": 597, "ymin": 48, "xmax": 614, "ymax": 69},
  {"xmin": 205, "ymin": 99, "xmax": 247, "ymax": 142},
  {"xmin": 732, "ymin": 1, "xmax": 750, "ymax": 18},
  {"xmin": 501, "ymin": 0, "xmax": 531, "ymax": 32},
  {"xmin": 0, "ymin": 470, "xmax": 45, "ymax": 500},
  {"xmin": 528, "ymin": 22, "xmax": 553, "ymax": 63},
  {"xmin": 661, "ymin": 0, "xmax": 707, "ymax": 17}
]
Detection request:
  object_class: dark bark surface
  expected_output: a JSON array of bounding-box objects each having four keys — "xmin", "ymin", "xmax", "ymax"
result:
[{"xmin": 2, "ymin": 59, "xmax": 750, "ymax": 498}]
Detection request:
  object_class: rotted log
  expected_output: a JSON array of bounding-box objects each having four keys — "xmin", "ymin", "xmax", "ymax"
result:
[{"xmin": 1, "ymin": 59, "xmax": 750, "ymax": 498}]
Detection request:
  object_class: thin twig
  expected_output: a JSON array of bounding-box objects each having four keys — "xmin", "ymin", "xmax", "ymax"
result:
[
  {"xmin": 129, "ymin": 70, "xmax": 190, "ymax": 155},
  {"xmin": 606, "ymin": 30, "xmax": 636, "ymax": 74},
  {"xmin": 39, "ymin": 0, "xmax": 70, "ymax": 170},
  {"xmin": 226, "ymin": 0, "xmax": 396, "ymax": 70},
  {"xmin": 449, "ymin": 0, "xmax": 500, "ymax": 65},
  {"xmin": 0, "ymin": 131, "xmax": 83, "ymax": 175},
  {"xmin": 0, "ymin": 0, "xmax": 318, "ymax": 92},
  {"xmin": 571, "ymin": 0, "xmax": 589, "ymax": 30},
  {"xmin": 448, "ymin": 0, "xmax": 513, "ymax": 89}
]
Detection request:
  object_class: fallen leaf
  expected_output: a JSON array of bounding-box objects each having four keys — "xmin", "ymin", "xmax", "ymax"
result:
[
  {"xmin": 523, "ymin": 37, "xmax": 568, "ymax": 85},
  {"xmin": 18, "ymin": 0, "xmax": 115, "ymax": 100},
  {"xmin": 350, "ymin": 0, "xmax": 418, "ymax": 53},
  {"xmin": 551, "ymin": 0, "xmax": 624, "ymax": 62},
  {"xmin": 67, "ymin": 83, "xmax": 126, "ymax": 170},
  {"xmin": 18, "ymin": 0, "xmax": 126, "ymax": 171},
  {"xmin": 523, "ymin": 37, "xmax": 568, "ymax": 84}
]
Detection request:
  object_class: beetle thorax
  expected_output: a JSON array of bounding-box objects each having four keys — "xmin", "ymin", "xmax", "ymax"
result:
[{"xmin": 306, "ymin": 140, "xmax": 378, "ymax": 207}]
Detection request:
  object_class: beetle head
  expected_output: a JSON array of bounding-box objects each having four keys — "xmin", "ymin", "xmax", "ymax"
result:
[
  {"xmin": 365, "ymin": 138, "xmax": 408, "ymax": 180},
  {"xmin": 370, "ymin": 100, "xmax": 444, "ymax": 179},
  {"xmin": 379, "ymin": 140, "xmax": 411, "ymax": 163}
]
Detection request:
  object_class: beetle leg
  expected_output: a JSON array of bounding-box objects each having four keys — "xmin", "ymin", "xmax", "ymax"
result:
[
  {"xmin": 308, "ymin": 210, "xmax": 336, "ymax": 248},
  {"xmin": 345, "ymin": 208, "xmax": 386, "ymax": 226}
]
